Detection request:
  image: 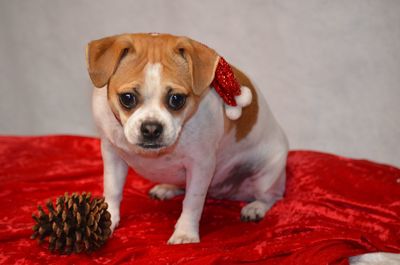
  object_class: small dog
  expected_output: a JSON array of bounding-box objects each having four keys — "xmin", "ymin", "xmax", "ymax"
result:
[{"xmin": 86, "ymin": 33, "xmax": 288, "ymax": 244}]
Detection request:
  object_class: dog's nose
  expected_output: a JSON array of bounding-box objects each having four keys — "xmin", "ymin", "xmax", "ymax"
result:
[{"xmin": 141, "ymin": 122, "xmax": 163, "ymax": 140}]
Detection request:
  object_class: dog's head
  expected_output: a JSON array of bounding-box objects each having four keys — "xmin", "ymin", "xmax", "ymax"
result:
[{"xmin": 86, "ymin": 33, "xmax": 219, "ymax": 155}]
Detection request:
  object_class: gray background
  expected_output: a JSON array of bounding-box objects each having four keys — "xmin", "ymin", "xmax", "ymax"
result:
[{"xmin": 0, "ymin": 0, "xmax": 399, "ymax": 166}]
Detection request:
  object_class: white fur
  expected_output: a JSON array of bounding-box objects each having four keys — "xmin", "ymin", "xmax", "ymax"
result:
[
  {"xmin": 349, "ymin": 252, "xmax": 400, "ymax": 265},
  {"xmin": 92, "ymin": 65, "xmax": 288, "ymax": 244},
  {"xmin": 241, "ymin": 200, "xmax": 271, "ymax": 220},
  {"xmin": 149, "ymin": 184, "xmax": 185, "ymax": 200},
  {"xmin": 101, "ymin": 138, "xmax": 128, "ymax": 232}
]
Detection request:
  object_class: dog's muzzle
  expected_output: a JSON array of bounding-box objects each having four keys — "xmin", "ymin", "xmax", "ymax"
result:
[{"xmin": 139, "ymin": 121, "xmax": 164, "ymax": 149}]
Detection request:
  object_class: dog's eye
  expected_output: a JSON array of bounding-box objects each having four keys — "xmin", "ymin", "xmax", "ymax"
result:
[
  {"xmin": 167, "ymin": 93, "xmax": 186, "ymax": 111},
  {"xmin": 119, "ymin": 93, "xmax": 137, "ymax": 109}
]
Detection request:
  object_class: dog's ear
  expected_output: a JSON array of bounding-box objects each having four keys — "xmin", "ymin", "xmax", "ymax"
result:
[
  {"xmin": 86, "ymin": 35, "xmax": 133, "ymax": 88},
  {"xmin": 175, "ymin": 38, "xmax": 219, "ymax": 96}
]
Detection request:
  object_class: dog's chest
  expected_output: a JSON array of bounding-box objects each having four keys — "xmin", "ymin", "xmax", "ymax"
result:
[{"xmin": 118, "ymin": 150, "xmax": 187, "ymax": 186}]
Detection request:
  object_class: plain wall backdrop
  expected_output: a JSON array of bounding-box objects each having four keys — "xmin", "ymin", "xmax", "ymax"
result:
[{"xmin": 0, "ymin": 0, "xmax": 399, "ymax": 166}]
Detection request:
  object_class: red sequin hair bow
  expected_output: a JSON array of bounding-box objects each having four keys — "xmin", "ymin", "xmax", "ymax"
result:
[
  {"xmin": 211, "ymin": 57, "xmax": 253, "ymax": 120},
  {"xmin": 211, "ymin": 57, "xmax": 242, "ymax": 106}
]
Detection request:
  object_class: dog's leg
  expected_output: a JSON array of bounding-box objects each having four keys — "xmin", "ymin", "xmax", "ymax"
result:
[
  {"xmin": 167, "ymin": 157, "xmax": 216, "ymax": 244},
  {"xmin": 149, "ymin": 184, "xmax": 185, "ymax": 200},
  {"xmin": 241, "ymin": 150, "xmax": 287, "ymax": 222},
  {"xmin": 101, "ymin": 139, "xmax": 128, "ymax": 232}
]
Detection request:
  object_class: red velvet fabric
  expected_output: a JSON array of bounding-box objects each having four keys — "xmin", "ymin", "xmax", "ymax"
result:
[{"xmin": 0, "ymin": 135, "xmax": 399, "ymax": 265}]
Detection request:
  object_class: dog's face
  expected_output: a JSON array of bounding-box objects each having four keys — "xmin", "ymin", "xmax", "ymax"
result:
[{"xmin": 87, "ymin": 34, "xmax": 219, "ymax": 155}]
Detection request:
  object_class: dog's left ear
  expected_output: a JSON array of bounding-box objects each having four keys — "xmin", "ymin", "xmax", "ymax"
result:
[
  {"xmin": 86, "ymin": 34, "xmax": 133, "ymax": 88},
  {"xmin": 175, "ymin": 38, "xmax": 219, "ymax": 96}
]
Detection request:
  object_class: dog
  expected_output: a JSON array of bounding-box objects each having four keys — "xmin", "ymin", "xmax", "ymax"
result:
[{"xmin": 86, "ymin": 33, "xmax": 289, "ymax": 244}]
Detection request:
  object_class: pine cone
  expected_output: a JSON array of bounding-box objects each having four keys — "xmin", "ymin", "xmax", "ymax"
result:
[{"xmin": 31, "ymin": 192, "xmax": 112, "ymax": 254}]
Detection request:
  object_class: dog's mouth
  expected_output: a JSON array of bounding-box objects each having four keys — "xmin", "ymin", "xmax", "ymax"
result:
[
  {"xmin": 137, "ymin": 142, "xmax": 166, "ymax": 150},
  {"xmin": 135, "ymin": 142, "xmax": 170, "ymax": 157}
]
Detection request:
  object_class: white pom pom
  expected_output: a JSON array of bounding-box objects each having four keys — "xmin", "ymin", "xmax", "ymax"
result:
[
  {"xmin": 225, "ymin": 105, "xmax": 242, "ymax": 120},
  {"xmin": 235, "ymin": 86, "xmax": 252, "ymax": 107}
]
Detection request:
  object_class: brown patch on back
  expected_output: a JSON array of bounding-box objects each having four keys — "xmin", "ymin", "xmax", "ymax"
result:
[{"xmin": 229, "ymin": 66, "xmax": 259, "ymax": 142}]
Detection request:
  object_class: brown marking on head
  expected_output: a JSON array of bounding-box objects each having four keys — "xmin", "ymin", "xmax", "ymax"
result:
[
  {"xmin": 86, "ymin": 34, "xmax": 134, "ymax": 88},
  {"xmin": 86, "ymin": 33, "xmax": 221, "ymax": 152},
  {"xmin": 229, "ymin": 66, "xmax": 259, "ymax": 142},
  {"xmin": 86, "ymin": 33, "xmax": 220, "ymax": 123}
]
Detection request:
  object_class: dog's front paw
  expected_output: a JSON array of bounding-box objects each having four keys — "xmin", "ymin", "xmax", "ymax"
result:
[
  {"xmin": 149, "ymin": 184, "xmax": 185, "ymax": 200},
  {"xmin": 107, "ymin": 204, "xmax": 120, "ymax": 234},
  {"xmin": 240, "ymin": 200, "xmax": 270, "ymax": 222},
  {"xmin": 167, "ymin": 229, "xmax": 200, "ymax": 245},
  {"xmin": 109, "ymin": 215, "xmax": 120, "ymax": 233}
]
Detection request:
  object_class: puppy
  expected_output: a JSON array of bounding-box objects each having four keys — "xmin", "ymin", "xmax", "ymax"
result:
[{"xmin": 86, "ymin": 33, "xmax": 288, "ymax": 244}]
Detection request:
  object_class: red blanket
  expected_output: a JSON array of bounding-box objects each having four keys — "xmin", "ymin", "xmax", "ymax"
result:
[{"xmin": 0, "ymin": 135, "xmax": 399, "ymax": 264}]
